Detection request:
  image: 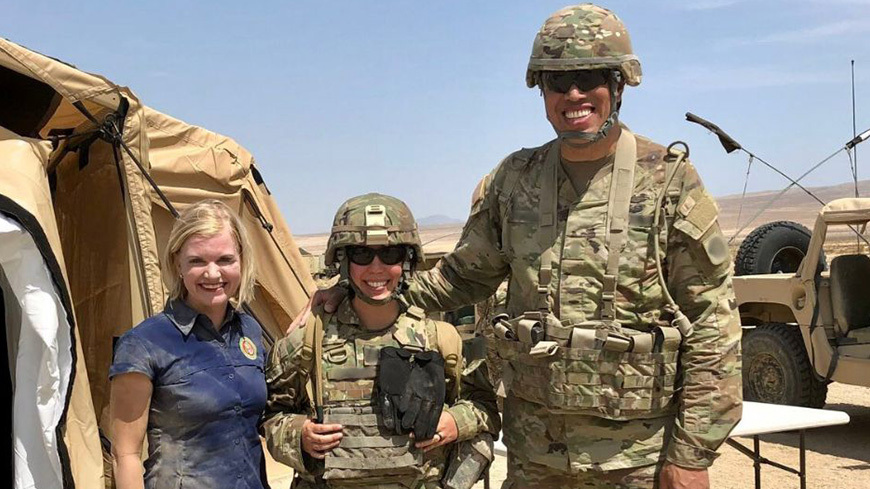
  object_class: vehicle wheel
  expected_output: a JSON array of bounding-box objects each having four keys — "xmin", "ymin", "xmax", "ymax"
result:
[
  {"xmin": 742, "ymin": 324, "xmax": 828, "ymax": 408},
  {"xmin": 735, "ymin": 221, "xmax": 825, "ymax": 275}
]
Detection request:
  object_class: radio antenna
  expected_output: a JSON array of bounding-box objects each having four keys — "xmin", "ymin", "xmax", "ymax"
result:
[{"xmin": 852, "ymin": 60, "xmax": 859, "ymax": 198}]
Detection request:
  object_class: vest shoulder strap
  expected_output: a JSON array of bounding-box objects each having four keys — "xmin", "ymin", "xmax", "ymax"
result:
[
  {"xmin": 301, "ymin": 311, "xmax": 332, "ymax": 418},
  {"xmin": 601, "ymin": 130, "xmax": 638, "ymax": 320},
  {"xmin": 425, "ymin": 319, "xmax": 463, "ymax": 402}
]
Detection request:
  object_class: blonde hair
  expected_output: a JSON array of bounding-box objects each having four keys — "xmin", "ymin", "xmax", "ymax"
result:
[{"xmin": 162, "ymin": 199, "xmax": 256, "ymax": 306}]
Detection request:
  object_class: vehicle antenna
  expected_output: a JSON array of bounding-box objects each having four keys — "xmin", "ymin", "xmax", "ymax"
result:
[
  {"xmin": 851, "ymin": 60, "xmax": 859, "ymax": 199},
  {"xmin": 850, "ymin": 60, "xmax": 863, "ymax": 250},
  {"xmin": 686, "ymin": 113, "xmax": 870, "ymax": 245},
  {"xmin": 685, "ymin": 113, "xmax": 825, "ymax": 241},
  {"xmin": 734, "ymin": 155, "xmax": 754, "ymax": 234}
]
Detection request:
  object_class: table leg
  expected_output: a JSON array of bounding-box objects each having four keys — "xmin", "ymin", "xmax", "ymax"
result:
[
  {"xmin": 799, "ymin": 430, "xmax": 806, "ymax": 489},
  {"xmin": 754, "ymin": 435, "xmax": 761, "ymax": 489}
]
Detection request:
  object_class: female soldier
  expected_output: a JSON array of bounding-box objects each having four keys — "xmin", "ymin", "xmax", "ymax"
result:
[
  {"xmin": 262, "ymin": 193, "xmax": 499, "ymax": 489},
  {"xmin": 110, "ymin": 200, "xmax": 267, "ymax": 489}
]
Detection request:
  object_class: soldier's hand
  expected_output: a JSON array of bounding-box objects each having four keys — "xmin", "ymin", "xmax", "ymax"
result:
[
  {"xmin": 319, "ymin": 285, "xmax": 346, "ymax": 313},
  {"xmin": 301, "ymin": 419, "xmax": 343, "ymax": 459},
  {"xmin": 659, "ymin": 462, "xmax": 709, "ymax": 489},
  {"xmin": 413, "ymin": 411, "xmax": 458, "ymax": 452},
  {"xmin": 287, "ymin": 287, "xmax": 347, "ymax": 334}
]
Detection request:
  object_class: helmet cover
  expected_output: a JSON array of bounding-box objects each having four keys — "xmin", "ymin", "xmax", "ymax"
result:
[
  {"xmin": 526, "ymin": 3, "xmax": 642, "ymax": 88},
  {"xmin": 325, "ymin": 193, "xmax": 424, "ymax": 266}
]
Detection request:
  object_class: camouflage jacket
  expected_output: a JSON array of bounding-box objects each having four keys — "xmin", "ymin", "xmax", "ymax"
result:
[
  {"xmin": 261, "ymin": 300, "xmax": 501, "ymax": 480},
  {"xmin": 407, "ymin": 130, "xmax": 742, "ymax": 470}
]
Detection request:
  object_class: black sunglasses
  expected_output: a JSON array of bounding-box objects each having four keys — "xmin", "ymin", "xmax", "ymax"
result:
[
  {"xmin": 347, "ymin": 246, "xmax": 407, "ymax": 266},
  {"xmin": 540, "ymin": 70, "xmax": 610, "ymax": 94}
]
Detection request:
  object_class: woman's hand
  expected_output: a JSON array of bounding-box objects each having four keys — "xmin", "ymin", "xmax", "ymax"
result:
[
  {"xmin": 413, "ymin": 411, "xmax": 458, "ymax": 452},
  {"xmin": 301, "ymin": 419, "xmax": 343, "ymax": 459}
]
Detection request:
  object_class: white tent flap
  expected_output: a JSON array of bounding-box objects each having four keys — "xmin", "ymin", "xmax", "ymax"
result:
[{"xmin": 1, "ymin": 215, "xmax": 73, "ymax": 489}]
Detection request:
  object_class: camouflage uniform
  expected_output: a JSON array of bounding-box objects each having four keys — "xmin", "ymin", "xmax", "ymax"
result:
[
  {"xmin": 405, "ymin": 5, "xmax": 741, "ymax": 487},
  {"xmin": 408, "ymin": 130, "xmax": 742, "ymax": 487},
  {"xmin": 262, "ymin": 193, "xmax": 500, "ymax": 489},
  {"xmin": 262, "ymin": 301, "xmax": 500, "ymax": 489}
]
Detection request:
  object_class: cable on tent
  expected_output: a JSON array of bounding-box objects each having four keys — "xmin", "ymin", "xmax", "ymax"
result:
[
  {"xmin": 71, "ymin": 100, "xmax": 180, "ymax": 218},
  {"xmin": 242, "ymin": 190, "xmax": 312, "ymax": 299}
]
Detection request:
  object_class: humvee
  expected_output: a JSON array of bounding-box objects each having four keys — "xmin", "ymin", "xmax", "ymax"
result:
[{"xmin": 735, "ymin": 198, "xmax": 870, "ymax": 408}]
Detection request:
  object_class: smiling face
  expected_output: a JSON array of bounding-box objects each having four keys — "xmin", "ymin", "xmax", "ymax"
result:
[
  {"xmin": 348, "ymin": 246, "xmax": 403, "ymax": 302},
  {"xmin": 543, "ymin": 76, "xmax": 616, "ymax": 136},
  {"xmin": 176, "ymin": 226, "xmax": 241, "ymax": 318}
]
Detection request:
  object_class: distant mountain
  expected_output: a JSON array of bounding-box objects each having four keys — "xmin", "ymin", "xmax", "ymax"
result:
[
  {"xmin": 296, "ymin": 179, "xmax": 870, "ymax": 257},
  {"xmin": 417, "ymin": 214, "xmax": 464, "ymax": 228},
  {"xmin": 716, "ymin": 179, "xmax": 870, "ymax": 239}
]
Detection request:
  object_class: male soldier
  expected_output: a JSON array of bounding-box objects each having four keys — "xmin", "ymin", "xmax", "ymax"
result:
[{"xmin": 302, "ymin": 4, "xmax": 742, "ymax": 488}]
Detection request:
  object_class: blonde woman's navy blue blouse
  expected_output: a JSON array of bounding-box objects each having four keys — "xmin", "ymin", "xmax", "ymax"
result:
[{"xmin": 110, "ymin": 299, "xmax": 267, "ymax": 489}]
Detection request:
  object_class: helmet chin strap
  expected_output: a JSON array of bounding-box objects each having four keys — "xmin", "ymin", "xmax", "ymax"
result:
[{"xmin": 558, "ymin": 70, "xmax": 623, "ymax": 148}]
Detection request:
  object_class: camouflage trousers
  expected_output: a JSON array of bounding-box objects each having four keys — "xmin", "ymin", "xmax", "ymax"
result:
[
  {"xmin": 290, "ymin": 477, "xmax": 442, "ymax": 489},
  {"xmin": 501, "ymin": 453, "xmax": 659, "ymax": 489}
]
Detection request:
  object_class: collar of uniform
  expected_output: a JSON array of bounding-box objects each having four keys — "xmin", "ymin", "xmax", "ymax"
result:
[
  {"xmin": 164, "ymin": 298, "xmax": 238, "ymax": 337},
  {"xmin": 333, "ymin": 298, "xmax": 362, "ymax": 327},
  {"xmin": 558, "ymin": 148, "xmax": 615, "ymax": 204}
]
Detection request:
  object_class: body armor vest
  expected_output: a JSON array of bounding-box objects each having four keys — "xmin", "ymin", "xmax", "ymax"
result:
[
  {"xmin": 306, "ymin": 306, "xmax": 459, "ymax": 488},
  {"xmin": 494, "ymin": 130, "xmax": 684, "ymax": 420}
]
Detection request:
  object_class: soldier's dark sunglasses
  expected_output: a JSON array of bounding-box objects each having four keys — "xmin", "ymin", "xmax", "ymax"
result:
[
  {"xmin": 540, "ymin": 70, "xmax": 609, "ymax": 93},
  {"xmin": 347, "ymin": 246, "xmax": 407, "ymax": 266}
]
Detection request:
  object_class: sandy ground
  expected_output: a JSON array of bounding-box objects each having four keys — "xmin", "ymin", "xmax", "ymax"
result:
[
  {"xmin": 268, "ymin": 382, "xmax": 870, "ymax": 489},
  {"xmin": 473, "ymin": 383, "xmax": 870, "ymax": 489}
]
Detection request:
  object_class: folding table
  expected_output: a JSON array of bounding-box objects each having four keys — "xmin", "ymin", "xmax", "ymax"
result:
[{"xmin": 492, "ymin": 401, "xmax": 850, "ymax": 489}]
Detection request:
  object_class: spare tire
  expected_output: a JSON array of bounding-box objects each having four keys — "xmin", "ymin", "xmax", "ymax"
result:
[{"xmin": 735, "ymin": 221, "xmax": 825, "ymax": 276}]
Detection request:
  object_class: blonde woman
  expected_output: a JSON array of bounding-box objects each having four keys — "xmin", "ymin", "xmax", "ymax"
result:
[{"xmin": 109, "ymin": 200, "xmax": 267, "ymax": 489}]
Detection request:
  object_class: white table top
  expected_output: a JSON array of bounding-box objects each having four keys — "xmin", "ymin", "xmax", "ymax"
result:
[
  {"xmin": 729, "ymin": 401, "xmax": 850, "ymax": 437},
  {"xmin": 492, "ymin": 401, "xmax": 850, "ymax": 456}
]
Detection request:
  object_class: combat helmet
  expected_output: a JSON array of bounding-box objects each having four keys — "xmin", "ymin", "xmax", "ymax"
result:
[
  {"xmin": 325, "ymin": 193, "xmax": 423, "ymax": 304},
  {"xmin": 527, "ymin": 3, "xmax": 642, "ymax": 143}
]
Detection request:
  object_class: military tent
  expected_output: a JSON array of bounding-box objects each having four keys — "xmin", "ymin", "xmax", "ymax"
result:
[{"xmin": 0, "ymin": 37, "xmax": 314, "ymax": 488}]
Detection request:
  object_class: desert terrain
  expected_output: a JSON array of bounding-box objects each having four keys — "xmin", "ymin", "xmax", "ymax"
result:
[
  {"xmin": 474, "ymin": 383, "xmax": 870, "ymax": 489},
  {"xmin": 297, "ymin": 180, "xmax": 870, "ymax": 256},
  {"xmin": 292, "ymin": 181, "xmax": 870, "ymax": 488}
]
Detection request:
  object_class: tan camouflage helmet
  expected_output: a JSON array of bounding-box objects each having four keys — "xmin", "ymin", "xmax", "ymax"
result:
[
  {"xmin": 324, "ymin": 193, "xmax": 424, "ymax": 266},
  {"xmin": 526, "ymin": 3, "xmax": 642, "ymax": 88}
]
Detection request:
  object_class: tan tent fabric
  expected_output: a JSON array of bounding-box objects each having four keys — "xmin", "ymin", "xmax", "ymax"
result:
[
  {"xmin": 143, "ymin": 107, "xmax": 315, "ymax": 340},
  {"xmin": 1, "ymin": 37, "xmax": 315, "ymax": 488},
  {"xmin": 0, "ymin": 127, "xmax": 103, "ymax": 489}
]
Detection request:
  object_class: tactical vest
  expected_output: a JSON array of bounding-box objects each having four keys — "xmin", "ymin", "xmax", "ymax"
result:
[
  {"xmin": 299, "ymin": 305, "xmax": 462, "ymax": 488},
  {"xmin": 493, "ymin": 130, "xmax": 686, "ymax": 420}
]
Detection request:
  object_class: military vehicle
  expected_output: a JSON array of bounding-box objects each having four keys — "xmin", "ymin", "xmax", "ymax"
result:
[
  {"xmin": 684, "ymin": 112, "xmax": 870, "ymax": 408},
  {"xmin": 734, "ymin": 199, "xmax": 870, "ymax": 408}
]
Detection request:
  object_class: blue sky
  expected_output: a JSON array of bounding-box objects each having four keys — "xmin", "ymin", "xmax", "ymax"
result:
[{"xmin": 3, "ymin": 1, "xmax": 869, "ymax": 234}]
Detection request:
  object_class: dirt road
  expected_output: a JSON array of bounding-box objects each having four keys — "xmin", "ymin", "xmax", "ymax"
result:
[{"xmin": 478, "ymin": 383, "xmax": 870, "ymax": 489}]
